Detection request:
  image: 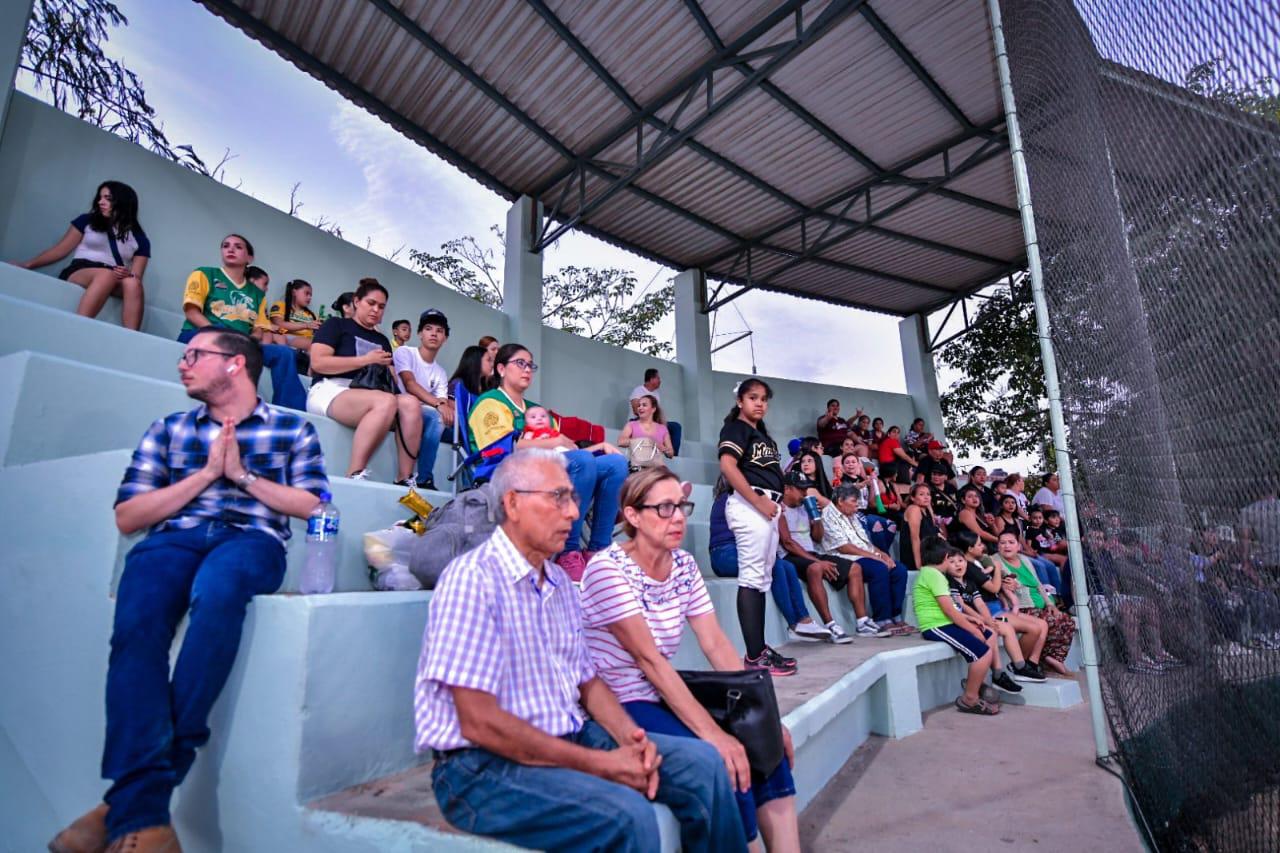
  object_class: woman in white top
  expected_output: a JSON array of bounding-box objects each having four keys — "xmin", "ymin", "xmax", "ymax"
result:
[
  {"xmin": 580, "ymin": 467, "xmax": 799, "ymax": 853},
  {"xmin": 16, "ymin": 181, "xmax": 150, "ymax": 329}
]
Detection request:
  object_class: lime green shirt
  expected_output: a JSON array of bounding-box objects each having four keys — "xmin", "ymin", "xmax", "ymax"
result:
[
  {"xmin": 913, "ymin": 566, "xmax": 954, "ymax": 632},
  {"xmin": 992, "ymin": 554, "xmax": 1046, "ymax": 609}
]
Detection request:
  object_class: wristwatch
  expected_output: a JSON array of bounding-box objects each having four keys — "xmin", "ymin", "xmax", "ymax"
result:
[{"xmin": 236, "ymin": 470, "xmax": 259, "ymax": 490}]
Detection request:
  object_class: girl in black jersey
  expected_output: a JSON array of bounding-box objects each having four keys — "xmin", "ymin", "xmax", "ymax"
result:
[{"xmin": 718, "ymin": 379, "xmax": 797, "ymax": 676}]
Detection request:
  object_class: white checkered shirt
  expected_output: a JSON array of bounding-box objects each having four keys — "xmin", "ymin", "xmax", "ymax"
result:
[{"xmin": 414, "ymin": 526, "xmax": 597, "ymax": 752}]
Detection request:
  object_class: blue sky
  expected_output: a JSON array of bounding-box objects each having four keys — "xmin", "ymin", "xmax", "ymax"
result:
[{"xmin": 54, "ymin": 0, "xmax": 911, "ymax": 393}]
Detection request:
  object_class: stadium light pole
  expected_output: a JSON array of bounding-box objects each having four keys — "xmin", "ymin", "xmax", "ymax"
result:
[{"xmin": 987, "ymin": 0, "xmax": 1110, "ymax": 760}]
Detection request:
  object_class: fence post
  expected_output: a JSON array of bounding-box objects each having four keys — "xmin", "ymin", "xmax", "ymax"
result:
[{"xmin": 987, "ymin": 0, "xmax": 1109, "ymax": 760}]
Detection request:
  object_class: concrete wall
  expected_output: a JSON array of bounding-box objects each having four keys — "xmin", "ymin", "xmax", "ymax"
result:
[
  {"xmin": 0, "ymin": 94, "xmax": 930, "ymax": 440},
  {"xmin": 711, "ymin": 370, "xmax": 918, "ymax": 445}
]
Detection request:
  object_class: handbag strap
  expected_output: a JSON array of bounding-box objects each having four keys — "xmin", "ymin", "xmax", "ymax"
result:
[{"xmin": 105, "ymin": 229, "xmax": 125, "ymax": 268}]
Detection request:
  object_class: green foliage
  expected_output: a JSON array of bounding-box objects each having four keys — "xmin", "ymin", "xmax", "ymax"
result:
[
  {"xmin": 20, "ymin": 0, "xmax": 207, "ymax": 172},
  {"xmin": 936, "ymin": 283, "xmax": 1049, "ymax": 462},
  {"xmin": 411, "ymin": 229, "xmax": 674, "ymax": 357},
  {"xmin": 1185, "ymin": 58, "xmax": 1280, "ymax": 122}
]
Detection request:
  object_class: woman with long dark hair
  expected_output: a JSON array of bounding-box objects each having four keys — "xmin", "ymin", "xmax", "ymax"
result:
[
  {"xmin": 719, "ymin": 378, "xmax": 798, "ymax": 677},
  {"xmin": 15, "ymin": 180, "xmax": 150, "ymax": 329},
  {"xmin": 902, "ymin": 482, "xmax": 943, "ymax": 571},
  {"xmin": 468, "ymin": 343, "xmax": 627, "ymax": 580},
  {"xmin": 308, "ymin": 278, "xmax": 422, "ymax": 483},
  {"xmin": 448, "ymin": 344, "xmax": 494, "ymax": 399}
]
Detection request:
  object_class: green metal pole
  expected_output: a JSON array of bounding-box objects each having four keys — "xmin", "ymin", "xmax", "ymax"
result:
[{"xmin": 986, "ymin": 0, "xmax": 1110, "ymax": 760}]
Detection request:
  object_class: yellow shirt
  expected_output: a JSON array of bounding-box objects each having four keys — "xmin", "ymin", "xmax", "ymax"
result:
[{"xmin": 267, "ymin": 300, "xmax": 317, "ymax": 339}]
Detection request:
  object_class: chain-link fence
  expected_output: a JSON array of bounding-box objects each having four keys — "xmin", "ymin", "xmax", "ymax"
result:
[{"xmin": 999, "ymin": 0, "xmax": 1280, "ymax": 849}]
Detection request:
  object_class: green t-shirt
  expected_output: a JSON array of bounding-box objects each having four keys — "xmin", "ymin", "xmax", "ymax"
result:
[
  {"xmin": 991, "ymin": 554, "xmax": 1046, "ymax": 609},
  {"xmin": 913, "ymin": 566, "xmax": 954, "ymax": 632},
  {"xmin": 180, "ymin": 266, "xmax": 269, "ymax": 334}
]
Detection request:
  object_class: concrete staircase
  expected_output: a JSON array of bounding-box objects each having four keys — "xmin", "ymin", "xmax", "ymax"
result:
[{"xmin": 0, "ymin": 255, "xmax": 1080, "ymax": 852}]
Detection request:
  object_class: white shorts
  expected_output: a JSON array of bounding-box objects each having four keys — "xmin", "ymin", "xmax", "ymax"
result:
[
  {"xmin": 725, "ymin": 490, "xmax": 781, "ymax": 592},
  {"xmin": 306, "ymin": 377, "xmax": 352, "ymax": 417}
]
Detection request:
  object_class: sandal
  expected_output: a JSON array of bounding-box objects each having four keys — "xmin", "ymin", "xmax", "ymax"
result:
[{"xmin": 955, "ymin": 696, "xmax": 1000, "ymax": 715}]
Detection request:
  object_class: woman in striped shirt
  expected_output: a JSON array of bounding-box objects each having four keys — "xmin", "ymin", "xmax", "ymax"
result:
[{"xmin": 580, "ymin": 467, "xmax": 800, "ymax": 853}]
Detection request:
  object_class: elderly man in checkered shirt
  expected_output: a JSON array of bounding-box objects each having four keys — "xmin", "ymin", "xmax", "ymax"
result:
[
  {"xmin": 415, "ymin": 448, "xmax": 745, "ymax": 852},
  {"xmin": 51, "ymin": 328, "xmax": 329, "ymax": 853}
]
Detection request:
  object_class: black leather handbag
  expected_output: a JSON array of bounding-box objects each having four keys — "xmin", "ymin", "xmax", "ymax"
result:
[
  {"xmin": 348, "ymin": 362, "xmax": 395, "ymax": 395},
  {"xmin": 675, "ymin": 668, "xmax": 785, "ymax": 776}
]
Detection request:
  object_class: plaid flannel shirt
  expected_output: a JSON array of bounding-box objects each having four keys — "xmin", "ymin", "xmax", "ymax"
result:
[{"xmin": 115, "ymin": 399, "xmax": 329, "ymax": 543}]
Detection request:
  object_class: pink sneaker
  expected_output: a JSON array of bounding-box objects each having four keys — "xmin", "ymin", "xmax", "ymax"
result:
[{"xmin": 556, "ymin": 550, "xmax": 588, "ymax": 582}]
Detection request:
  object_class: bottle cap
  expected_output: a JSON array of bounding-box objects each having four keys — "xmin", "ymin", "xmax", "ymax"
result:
[{"xmin": 319, "ymin": 491, "xmax": 332, "ymax": 502}]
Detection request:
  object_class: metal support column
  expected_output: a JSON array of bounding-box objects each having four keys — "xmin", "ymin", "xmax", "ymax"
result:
[
  {"xmin": 987, "ymin": 0, "xmax": 1109, "ymax": 759},
  {"xmin": 503, "ymin": 195, "xmax": 544, "ymax": 399}
]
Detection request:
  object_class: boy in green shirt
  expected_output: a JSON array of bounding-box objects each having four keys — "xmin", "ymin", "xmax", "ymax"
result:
[{"xmin": 913, "ymin": 539, "xmax": 999, "ymax": 715}]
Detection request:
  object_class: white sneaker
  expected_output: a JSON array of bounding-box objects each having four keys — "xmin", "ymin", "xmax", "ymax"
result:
[
  {"xmin": 856, "ymin": 617, "xmax": 892, "ymax": 638},
  {"xmin": 349, "ymin": 469, "xmax": 371, "ymax": 481},
  {"xmin": 790, "ymin": 621, "xmax": 833, "ymax": 642},
  {"xmin": 825, "ymin": 621, "xmax": 854, "ymax": 644}
]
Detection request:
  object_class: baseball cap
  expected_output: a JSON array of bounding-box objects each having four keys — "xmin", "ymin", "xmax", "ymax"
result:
[
  {"xmin": 785, "ymin": 470, "xmax": 814, "ymax": 490},
  {"xmin": 927, "ymin": 439, "xmax": 945, "ymax": 450},
  {"xmin": 788, "ymin": 438, "xmax": 803, "ymax": 456},
  {"xmin": 418, "ymin": 308, "xmax": 450, "ymax": 334}
]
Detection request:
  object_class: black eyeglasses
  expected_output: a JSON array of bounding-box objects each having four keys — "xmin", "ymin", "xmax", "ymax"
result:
[
  {"xmin": 513, "ymin": 487, "xmax": 578, "ymax": 508},
  {"xmin": 638, "ymin": 501, "xmax": 696, "ymax": 519},
  {"xmin": 507, "ymin": 358, "xmax": 539, "ymax": 373},
  {"xmin": 178, "ymin": 347, "xmax": 235, "ymax": 367}
]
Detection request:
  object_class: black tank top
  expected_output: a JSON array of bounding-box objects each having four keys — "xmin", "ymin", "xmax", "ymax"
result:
[{"xmin": 905, "ymin": 510, "xmax": 939, "ymax": 570}]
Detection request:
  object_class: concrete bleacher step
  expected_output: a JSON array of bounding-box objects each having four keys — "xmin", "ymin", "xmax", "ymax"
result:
[
  {"xmin": 0, "ymin": 447, "xmax": 1081, "ymax": 852},
  {"xmin": 1, "ymin": 448, "xmax": 447, "ymax": 593},
  {"xmin": 0, "ymin": 259, "xmax": 187, "ymax": 339},
  {"xmin": 0, "ymin": 348, "xmax": 434, "ymax": 485}
]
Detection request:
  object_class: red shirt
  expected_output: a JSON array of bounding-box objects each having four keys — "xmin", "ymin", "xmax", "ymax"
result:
[{"xmin": 878, "ymin": 435, "xmax": 902, "ymax": 464}]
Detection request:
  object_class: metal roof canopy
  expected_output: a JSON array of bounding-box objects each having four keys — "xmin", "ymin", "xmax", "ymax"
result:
[{"xmin": 200, "ymin": 0, "xmax": 1026, "ymax": 316}]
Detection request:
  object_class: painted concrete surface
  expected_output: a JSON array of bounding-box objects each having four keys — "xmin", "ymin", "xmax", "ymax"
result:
[
  {"xmin": 0, "ymin": 94, "xmax": 930, "ymax": 447},
  {"xmin": 799, "ymin": 681, "xmax": 1142, "ymax": 853}
]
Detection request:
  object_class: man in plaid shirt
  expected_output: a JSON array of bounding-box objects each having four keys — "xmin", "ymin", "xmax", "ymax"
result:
[
  {"xmin": 51, "ymin": 328, "xmax": 328, "ymax": 853},
  {"xmin": 416, "ymin": 449, "xmax": 745, "ymax": 852}
]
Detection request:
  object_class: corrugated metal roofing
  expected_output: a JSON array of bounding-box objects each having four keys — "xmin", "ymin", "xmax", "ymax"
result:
[{"xmin": 199, "ymin": 0, "xmax": 1025, "ymax": 315}]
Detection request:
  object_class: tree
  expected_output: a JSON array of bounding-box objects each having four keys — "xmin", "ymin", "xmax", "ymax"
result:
[
  {"xmin": 20, "ymin": 0, "xmax": 207, "ymax": 172},
  {"xmin": 936, "ymin": 282, "xmax": 1050, "ymax": 462},
  {"xmin": 411, "ymin": 229, "xmax": 675, "ymax": 357}
]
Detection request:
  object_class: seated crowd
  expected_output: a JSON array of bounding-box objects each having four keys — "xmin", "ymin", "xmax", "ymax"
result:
[{"xmin": 32, "ymin": 184, "xmax": 1108, "ymax": 852}]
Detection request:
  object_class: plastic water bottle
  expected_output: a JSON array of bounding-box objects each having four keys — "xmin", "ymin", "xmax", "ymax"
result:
[{"xmin": 301, "ymin": 491, "xmax": 339, "ymax": 594}]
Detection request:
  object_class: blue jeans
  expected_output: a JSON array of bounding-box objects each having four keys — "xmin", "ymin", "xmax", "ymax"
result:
[
  {"xmin": 177, "ymin": 327, "xmax": 307, "ymax": 411},
  {"xmin": 1030, "ymin": 556, "xmax": 1064, "ymax": 596},
  {"xmin": 564, "ymin": 449, "xmax": 628, "ymax": 552},
  {"xmin": 417, "ymin": 404, "xmax": 444, "ymax": 482},
  {"xmin": 853, "ymin": 557, "xmax": 909, "ymax": 622},
  {"xmin": 709, "ymin": 544, "xmax": 813, "ymax": 627},
  {"xmin": 623, "ymin": 701, "xmax": 794, "ymax": 843},
  {"xmin": 102, "ymin": 523, "xmax": 286, "ymax": 840},
  {"xmin": 861, "ymin": 513, "xmax": 897, "ymax": 552},
  {"xmin": 431, "ymin": 719, "xmax": 746, "ymax": 853}
]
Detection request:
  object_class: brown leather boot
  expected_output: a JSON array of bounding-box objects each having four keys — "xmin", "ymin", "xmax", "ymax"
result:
[
  {"xmin": 48, "ymin": 803, "xmax": 109, "ymax": 853},
  {"xmin": 103, "ymin": 826, "xmax": 181, "ymax": 853}
]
